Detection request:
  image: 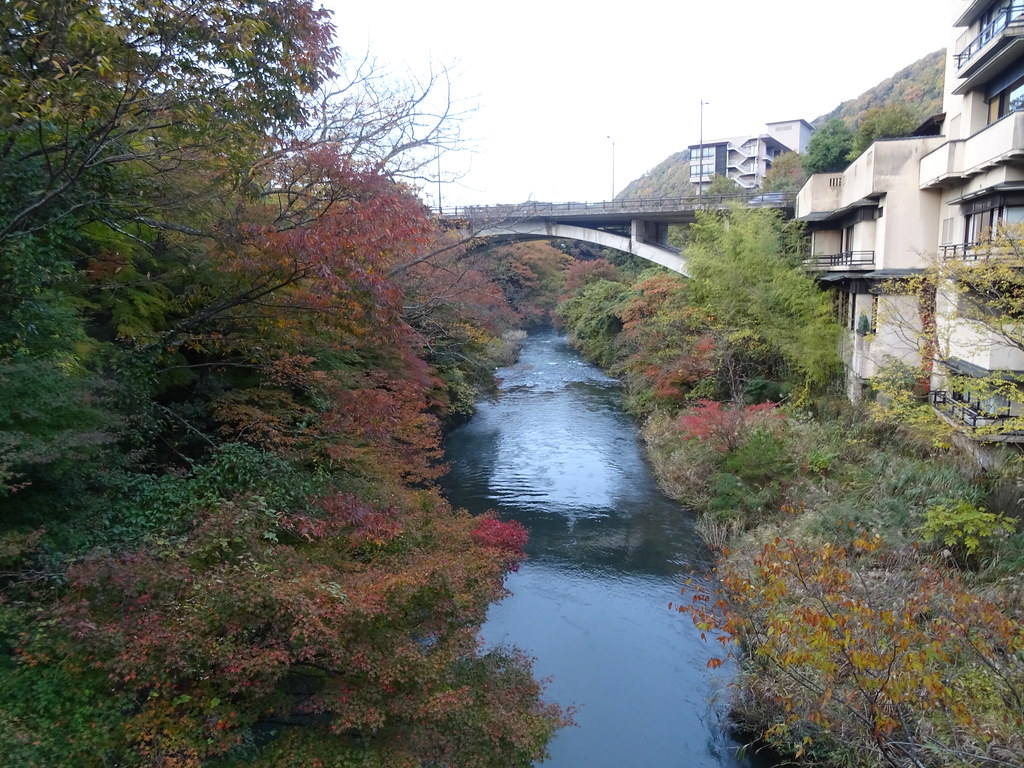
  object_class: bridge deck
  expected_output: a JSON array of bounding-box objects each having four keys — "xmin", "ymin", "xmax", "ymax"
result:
[{"xmin": 440, "ymin": 191, "xmax": 794, "ymax": 224}]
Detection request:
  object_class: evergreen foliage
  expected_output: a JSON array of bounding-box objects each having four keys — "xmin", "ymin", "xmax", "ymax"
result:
[{"xmin": 802, "ymin": 119, "xmax": 856, "ymax": 174}]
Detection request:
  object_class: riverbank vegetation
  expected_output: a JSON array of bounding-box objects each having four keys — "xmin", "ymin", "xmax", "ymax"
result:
[
  {"xmin": 557, "ymin": 207, "xmax": 1024, "ymax": 768},
  {"xmin": 0, "ymin": 2, "xmax": 570, "ymax": 765}
]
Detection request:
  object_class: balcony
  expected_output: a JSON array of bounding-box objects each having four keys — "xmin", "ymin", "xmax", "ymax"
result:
[
  {"xmin": 919, "ymin": 111, "xmax": 1024, "ymax": 187},
  {"xmin": 953, "ymin": 4, "xmax": 1024, "ymax": 93},
  {"xmin": 932, "ymin": 390, "xmax": 1024, "ymax": 439},
  {"xmin": 940, "ymin": 241, "xmax": 982, "ymax": 259},
  {"xmin": 804, "ymin": 251, "xmax": 875, "ymax": 270},
  {"xmin": 955, "ymin": 3, "xmax": 1024, "ymax": 68}
]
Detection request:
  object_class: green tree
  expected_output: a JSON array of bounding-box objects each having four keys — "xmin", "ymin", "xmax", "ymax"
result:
[
  {"xmin": 848, "ymin": 103, "xmax": 921, "ymax": 160},
  {"xmin": 762, "ymin": 151, "xmax": 808, "ymax": 193},
  {"xmin": 803, "ymin": 119, "xmax": 855, "ymax": 174},
  {"xmin": 686, "ymin": 208, "xmax": 840, "ymax": 400},
  {"xmin": 704, "ymin": 174, "xmax": 742, "ymax": 196}
]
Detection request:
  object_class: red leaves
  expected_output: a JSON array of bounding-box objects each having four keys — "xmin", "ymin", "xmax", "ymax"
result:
[
  {"xmin": 676, "ymin": 399, "xmax": 783, "ymax": 452},
  {"xmin": 321, "ymin": 372, "xmax": 445, "ymax": 484},
  {"xmin": 470, "ymin": 518, "xmax": 528, "ymax": 554},
  {"xmin": 281, "ymin": 494, "xmax": 403, "ymax": 546},
  {"xmin": 471, "ymin": 517, "xmax": 529, "ymax": 572}
]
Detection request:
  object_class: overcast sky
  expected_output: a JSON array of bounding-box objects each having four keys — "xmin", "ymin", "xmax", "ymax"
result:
[{"xmin": 321, "ymin": 0, "xmax": 954, "ymax": 208}]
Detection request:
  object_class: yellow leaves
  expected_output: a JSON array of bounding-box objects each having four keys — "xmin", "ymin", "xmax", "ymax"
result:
[{"xmin": 852, "ymin": 532, "xmax": 882, "ymax": 553}]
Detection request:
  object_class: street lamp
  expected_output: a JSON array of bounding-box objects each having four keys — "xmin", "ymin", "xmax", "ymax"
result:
[
  {"xmin": 607, "ymin": 135, "xmax": 615, "ymax": 201},
  {"xmin": 697, "ymin": 100, "xmax": 709, "ymax": 206},
  {"xmin": 436, "ymin": 153, "xmax": 442, "ymax": 214}
]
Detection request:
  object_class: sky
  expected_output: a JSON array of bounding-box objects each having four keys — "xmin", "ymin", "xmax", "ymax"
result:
[{"xmin": 321, "ymin": 0, "xmax": 955, "ymax": 208}]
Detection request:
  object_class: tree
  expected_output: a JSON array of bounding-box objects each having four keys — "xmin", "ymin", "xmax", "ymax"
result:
[
  {"xmin": 762, "ymin": 151, "xmax": 807, "ymax": 193},
  {"xmin": 0, "ymin": 3, "xmax": 571, "ymax": 765},
  {"xmin": 848, "ymin": 103, "xmax": 921, "ymax": 160},
  {"xmin": 563, "ymin": 258, "xmax": 620, "ymax": 294},
  {"xmin": 704, "ymin": 173, "xmax": 742, "ymax": 196},
  {"xmin": 0, "ymin": 0, "xmax": 337, "ymax": 246},
  {"xmin": 802, "ymin": 119, "xmax": 855, "ymax": 174},
  {"xmin": 875, "ymin": 222, "xmax": 1024, "ymax": 441},
  {"xmin": 686, "ymin": 207, "xmax": 840, "ymax": 401}
]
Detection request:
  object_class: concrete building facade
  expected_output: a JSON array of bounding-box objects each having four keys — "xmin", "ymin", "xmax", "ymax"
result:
[
  {"xmin": 689, "ymin": 119, "xmax": 813, "ymax": 192},
  {"xmin": 797, "ymin": 0, "xmax": 1024, "ymax": 441}
]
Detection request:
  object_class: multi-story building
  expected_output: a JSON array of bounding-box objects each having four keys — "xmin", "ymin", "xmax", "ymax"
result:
[
  {"xmin": 689, "ymin": 119, "xmax": 813, "ymax": 192},
  {"xmin": 797, "ymin": 0, "xmax": 1024, "ymax": 445}
]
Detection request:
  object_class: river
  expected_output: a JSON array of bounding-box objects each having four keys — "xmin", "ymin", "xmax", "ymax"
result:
[{"xmin": 442, "ymin": 330, "xmax": 761, "ymax": 768}]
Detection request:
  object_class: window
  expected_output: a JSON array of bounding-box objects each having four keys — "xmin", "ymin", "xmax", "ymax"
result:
[
  {"xmin": 962, "ymin": 200, "xmax": 1024, "ymax": 245},
  {"xmin": 987, "ymin": 75, "xmax": 1024, "ymax": 122},
  {"xmin": 833, "ymin": 290, "xmax": 851, "ymax": 328},
  {"xmin": 1005, "ymin": 205, "xmax": 1024, "ymax": 224},
  {"xmin": 965, "ymin": 208, "xmax": 997, "ymax": 243},
  {"xmin": 689, "ymin": 162, "xmax": 715, "ymax": 179}
]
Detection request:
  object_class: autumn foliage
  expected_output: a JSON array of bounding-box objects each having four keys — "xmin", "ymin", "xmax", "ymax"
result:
[
  {"xmin": 680, "ymin": 534, "xmax": 1024, "ymax": 767},
  {"xmin": 677, "ymin": 400, "xmax": 783, "ymax": 453},
  {"xmin": 0, "ymin": 2, "xmax": 567, "ymax": 764}
]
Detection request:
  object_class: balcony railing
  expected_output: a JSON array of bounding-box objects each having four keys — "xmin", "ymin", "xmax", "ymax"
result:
[
  {"xmin": 932, "ymin": 390, "xmax": 1018, "ymax": 429},
  {"xmin": 804, "ymin": 251, "xmax": 875, "ymax": 269},
  {"xmin": 955, "ymin": 2, "xmax": 1024, "ymax": 69},
  {"xmin": 939, "ymin": 240, "xmax": 1023, "ymax": 260},
  {"xmin": 939, "ymin": 242, "xmax": 982, "ymax": 259}
]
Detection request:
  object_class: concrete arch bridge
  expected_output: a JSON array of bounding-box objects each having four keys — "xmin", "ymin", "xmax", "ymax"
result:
[{"xmin": 442, "ymin": 192, "xmax": 794, "ymax": 276}]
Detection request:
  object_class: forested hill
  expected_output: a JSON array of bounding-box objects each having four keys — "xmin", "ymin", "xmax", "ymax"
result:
[
  {"xmin": 813, "ymin": 48, "xmax": 945, "ymax": 127},
  {"xmin": 617, "ymin": 48, "xmax": 946, "ymax": 200},
  {"xmin": 616, "ymin": 150, "xmax": 693, "ymax": 200}
]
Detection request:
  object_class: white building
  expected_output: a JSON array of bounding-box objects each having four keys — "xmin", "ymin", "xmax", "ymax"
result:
[
  {"xmin": 689, "ymin": 119, "xmax": 813, "ymax": 192},
  {"xmin": 797, "ymin": 0, "xmax": 1024, "ymax": 442}
]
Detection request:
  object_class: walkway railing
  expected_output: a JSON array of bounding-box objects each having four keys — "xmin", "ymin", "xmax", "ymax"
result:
[{"xmin": 437, "ymin": 191, "xmax": 795, "ymax": 220}]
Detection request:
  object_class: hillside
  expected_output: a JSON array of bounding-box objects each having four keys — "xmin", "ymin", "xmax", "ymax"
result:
[
  {"xmin": 618, "ymin": 48, "xmax": 946, "ymax": 200},
  {"xmin": 814, "ymin": 48, "xmax": 945, "ymax": 126},
  {"xmin": 617, "ymin": 150, "xmax": 692, "ymax": 199}
]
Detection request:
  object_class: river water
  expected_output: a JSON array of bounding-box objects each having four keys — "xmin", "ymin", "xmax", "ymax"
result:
[{"xmin": 442, "ymin": 330, "xmax": 759, "ymax": 768}]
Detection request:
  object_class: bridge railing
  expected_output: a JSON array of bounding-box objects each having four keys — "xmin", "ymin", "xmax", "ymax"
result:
[{"xmin": 437, "ymin": 191, "xmax": 794, "ymax": 220}]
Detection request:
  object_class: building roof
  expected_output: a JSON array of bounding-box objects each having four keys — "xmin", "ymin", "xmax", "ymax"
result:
[
  {"xmin": 796, "ymin": 197, "xmax": 876, "ymax": 223},
  {"xmin": 765, "ymin": 119, "xmax": 815, "ymax": 131},
  {"xmin": 945, "ymin": 356, "xmax": 1024, "ymax": 378},
  {"xmin": 914, "ymin": 113, "xmax": 946, "ymax": 136}
]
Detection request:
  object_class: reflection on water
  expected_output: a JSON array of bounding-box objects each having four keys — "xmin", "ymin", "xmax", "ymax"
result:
[{"xmin": 442, "ymin": 331, "xmax": 760, "ymax": 768}]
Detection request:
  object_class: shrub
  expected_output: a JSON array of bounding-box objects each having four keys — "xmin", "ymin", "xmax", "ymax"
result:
[{"xmin": 921, "ymin": 499, "xmax": 1017, "ymax": 566}]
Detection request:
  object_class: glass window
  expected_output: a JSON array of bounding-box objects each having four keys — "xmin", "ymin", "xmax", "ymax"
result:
[
  {"xmin": 987, "ymin": 75, "xmax": 1024, "ymax": 122},
  {"xmin": 1004, "ymin": 205, "xmax": 1024, "ymax": 224},
  {"xmin": 1009, "ymin": 79, "xmax": 1024, "ymax": 111}
]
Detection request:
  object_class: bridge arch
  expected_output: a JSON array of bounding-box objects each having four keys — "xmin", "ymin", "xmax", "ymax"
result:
[
  {"xmin": 472, "ymin": 220, "xmax": 689, "ymax": 275},
  {"xmin": 446, "ymin": 193, "xmax": 794, "ymax": 277}
]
